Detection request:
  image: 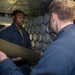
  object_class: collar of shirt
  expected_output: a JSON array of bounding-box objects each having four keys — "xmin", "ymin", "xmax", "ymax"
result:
[
  {"xmin": 54, "ymin": 24, "xmax": 75, "ymax": 41},
  {"xmin": 11, "ymin": 22, "xmax": 21, "ymax": 32}
]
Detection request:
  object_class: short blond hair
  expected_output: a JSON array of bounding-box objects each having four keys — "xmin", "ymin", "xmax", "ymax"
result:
[{"xmin": 49, "ymin": 0, "xmax": 75, "ymax": 21}]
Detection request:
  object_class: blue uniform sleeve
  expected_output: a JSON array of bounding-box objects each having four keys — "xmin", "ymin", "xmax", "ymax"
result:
[
  {"xmin": 26, "ymin": 33, "xmax": 32, "ymax": 49},
  {"xmin": 0, "ymin": 58, "xmax": 24, "ymax": 75},
  {"xmin": 31, "ymin": 45, "xmax": 74, "ymax": 75},
  {"xmin": 0, "ymin": 30, "xmax": 11, "ymax": 42}
]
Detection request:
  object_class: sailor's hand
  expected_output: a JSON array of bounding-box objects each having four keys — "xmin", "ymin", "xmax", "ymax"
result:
[
  {"xmin": 0, "ymin": 51, "xmax": 8, "ymax": 62},
  {"xmin": 12, "ymin": 57, "xmax": 22, "ymax": 62},
  {"xmin": 36, "ymin": 50, "xmax": 42, "ymax": 58}
]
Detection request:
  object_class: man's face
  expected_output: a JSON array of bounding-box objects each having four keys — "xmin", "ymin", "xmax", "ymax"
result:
[{"xmin": 13, "ymin": 13, "xmax": 25, "ymax": 26}]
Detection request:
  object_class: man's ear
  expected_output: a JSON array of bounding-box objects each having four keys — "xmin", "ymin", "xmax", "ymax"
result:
[
  {"xmin": 52, "ymin": 12, "xmax": 59, "ymax": 24},
  {"xmin": 52, "ymin": 12, "xmax": 58, "ymax": 19},
  {"xmin": 12, "ymin": 16, "xmax": 15, "ymax": 20}
]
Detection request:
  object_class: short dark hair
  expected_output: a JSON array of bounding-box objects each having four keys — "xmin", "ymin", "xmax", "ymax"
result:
[{"xmin": 12, "ymin": 10, "xmax": 25, "ymax": 16}]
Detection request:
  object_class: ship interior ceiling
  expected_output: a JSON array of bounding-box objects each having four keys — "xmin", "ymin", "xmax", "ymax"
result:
[
  {"xmin": 0, "ymin": 0, "xmax": 53, "ymax": 16},
  {"xmin": 0, "ymin": 0, "xmax": 75, "ymax": 53}
]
